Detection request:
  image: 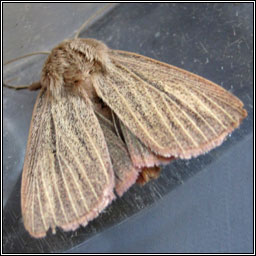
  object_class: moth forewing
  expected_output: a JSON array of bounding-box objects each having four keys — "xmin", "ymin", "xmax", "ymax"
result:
[
  {"xmin": 21, "ymin": 87, "xmax": 115, "ymax": 238},
  {"xmin": 92, "ymin": 49, "xmax": 247, "ymax": 159}
]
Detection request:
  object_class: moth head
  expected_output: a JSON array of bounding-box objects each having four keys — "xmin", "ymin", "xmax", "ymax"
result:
[{"xmin": 41, "ymin": 38, "xmax": 110, "ymax": 98}]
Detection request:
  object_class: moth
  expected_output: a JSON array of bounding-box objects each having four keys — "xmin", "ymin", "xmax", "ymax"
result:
[{"xmin": 4, "ymin": 11, "xmax": 247, "ymax": 239}]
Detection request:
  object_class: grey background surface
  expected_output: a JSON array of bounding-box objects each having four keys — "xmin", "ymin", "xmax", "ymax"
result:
[{"xmin": 3, "ymin": 3, "xmax": 253, "ymax": 253}]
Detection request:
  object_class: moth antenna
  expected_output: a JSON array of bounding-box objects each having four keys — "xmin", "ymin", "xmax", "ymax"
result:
[
  {"xmin": 74, "ymin": 3, "xmax": 114, "ymax": 39},
  {"xmin": 3, "ymin": 51, "xmax": 49, "ymax": 90},
  {"xmin": 4, "ymin": 51, "xmax": 50, "ymax": 66}
]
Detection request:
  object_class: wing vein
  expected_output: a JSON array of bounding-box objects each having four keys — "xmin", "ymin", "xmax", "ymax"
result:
[
  {"xmin": 116, "ymin": 61, "xmax": 199, "ymax": 149},
  {"xmin": 73, "ymin": 103, "xmax": 110, "ymax": 186},
  {"xmin": 61, "ymin": 155, "xmax": 90, "ymax": 212},
  {"xmin": 182, "ymin": 87, "xmax": 225, "ymax": 132},
  {"xmin": 160, "ymin": 93, "xmax": 199, "ymax": 148},
  {"xmin": 145, "ymin": 88, "xmax": 189, "ymax": 151},
  {"xmin": 166, "ymin": 93, "xmax": 210, "ymax": 142},
  {"xmin": 193, "ymin": 87, "xmax": 237, "ymax": 123},
  {"xmin": 36, "ymin": 177, "xmax": 47, "ymax": 231},
  {"xmin": 112, "ymin": 54, "xmax": 236, "ymax": 127},
  {"xmin": 31, "ymin": 179, "xmax": 36, "ymax": 235},
  {"xmin": 54, "ymin": 101, "xmax": 99, "ymax": 201},
  {"xmin": 62, "ymin": 137, "xmax": 99, "ymax": 200},
  {"xmin": 40, "ymin": 156, "xmax": 59, "ymax": 225},
  {"xmin": 166, "ymin": 87, "xmax": 225, "ymax": 132},
  {"xmin": 105, "ymin": 69, "xmax": 166, "ymax": 150},
  {"xmin": 141, "ymin": 75, "xmax": 189, "ymax": 151},
  {"xmin": 52, "ymin": 107, "xmax": 81, "ymax": 220},
  {"xmin": 48, "ymin": 153, "xmax": 69, "ymax": 225},
  {"xmin": 112, "ymin": 60, "xmax": 209, "ymax": 142},
  {"xmin": 57, "ymin": 153, "xmax": 80, "ymax": 219}
]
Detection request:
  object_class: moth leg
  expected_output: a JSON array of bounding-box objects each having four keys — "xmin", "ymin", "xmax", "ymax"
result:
[
  {"xmin": 136, "ymin": 166, "xmax": 161, "ymax": 185},
  {"xmin": 28, "ymin": 81, "xmax": 42, "ymax": 91}
]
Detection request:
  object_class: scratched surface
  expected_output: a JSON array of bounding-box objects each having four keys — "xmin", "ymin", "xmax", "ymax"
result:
[{"xmin": 3, "ymin": 3, "xmax": 253, "ymax": 253}]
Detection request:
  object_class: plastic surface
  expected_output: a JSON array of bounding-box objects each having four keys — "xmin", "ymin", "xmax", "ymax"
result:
[{"xmin": 3, "ymin": 3, "xmax": 253, "ymax": 253}]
